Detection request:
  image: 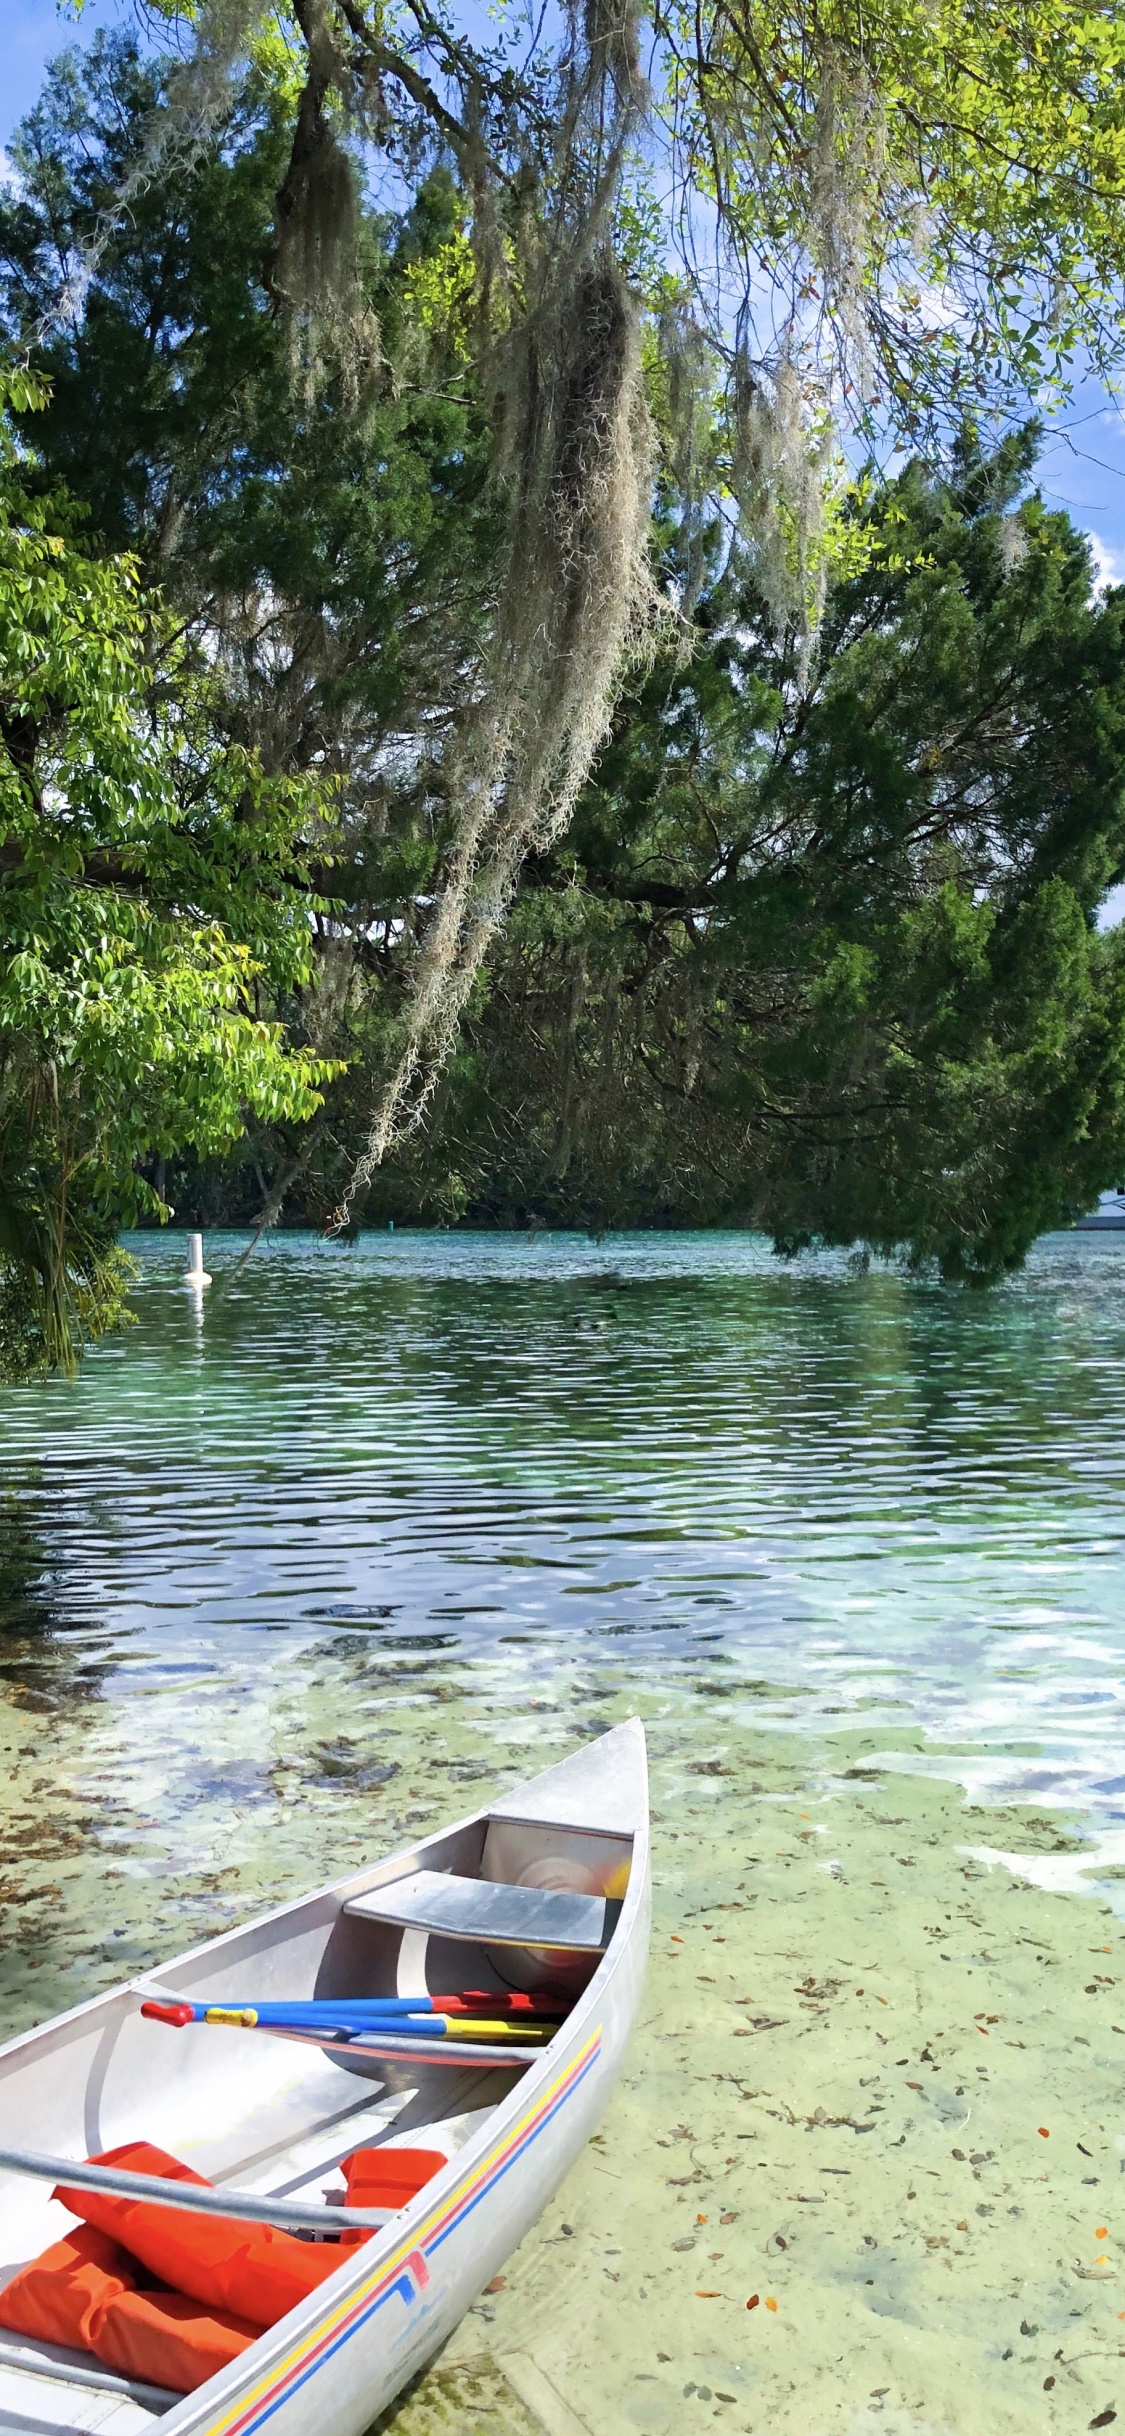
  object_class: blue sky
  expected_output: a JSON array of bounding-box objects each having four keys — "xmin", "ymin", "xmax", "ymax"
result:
[{"xmin": 4, "ymin": 0, "xmax": 121, "ymax": 135}]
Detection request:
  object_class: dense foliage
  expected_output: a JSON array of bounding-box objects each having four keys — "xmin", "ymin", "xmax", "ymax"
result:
[
  {"xmin": 403, "ymin": 436, "xmax": 1125, "ymax": 1278},
  {"xmin": 5, "ymin": 5, "xmax": 1125, "ymax": 1372},
  {"xmin": 0, "ymin": 362, "xmax": 334, "ymax": 1374}
]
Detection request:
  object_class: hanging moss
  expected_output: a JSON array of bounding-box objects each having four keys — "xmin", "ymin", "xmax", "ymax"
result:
[
  {"xmin": 270, "ymin": 6, "xmax": 380, "ymax": 391},
  {"xmin": 807, "ymin": 45, "xmax": 886, "ymax": 396},
  {"xmin": 324, "ymin": 0, "xmax": 662, "ymax": 1216},
  {"xmin": 336, "ymin": 246, "xmax": 663, "ymax": 1213},
  {"xmin": 730, "ymin": 349, "xmax": 834, "ymax": 663},
  {"xmin": 50, "ymin": 0, "xmax": 262, "ymax": 326}
]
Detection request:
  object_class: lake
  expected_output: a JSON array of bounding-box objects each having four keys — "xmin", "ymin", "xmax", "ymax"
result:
[{"xmin": 3, "ymin": 1226, "xmax": 1125, "ymax": 2431}]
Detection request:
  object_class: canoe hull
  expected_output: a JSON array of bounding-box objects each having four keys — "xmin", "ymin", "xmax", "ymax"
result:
[{"xmin": 174, "ymin": 1906, "xmax": 647, "ymax": 2435}]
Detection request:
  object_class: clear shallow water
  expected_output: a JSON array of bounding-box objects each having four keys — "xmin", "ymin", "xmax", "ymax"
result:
[
  {"xmin": 7, "ymin": 1225, "xmax": 1125, "ymax": 2434},
  {"xmin": 3, "ymin": 1224, "xmax": 1125, "ymax": 1855}
]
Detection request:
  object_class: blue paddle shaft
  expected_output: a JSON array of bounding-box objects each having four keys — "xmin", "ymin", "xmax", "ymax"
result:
[
  {"xmin": 201, "ymin": 1998, "xmax": 437, "ymax": 2022},
  {"xmin": 203, "ymin": 2006, "xmax": 451, "ymax": 2038}
]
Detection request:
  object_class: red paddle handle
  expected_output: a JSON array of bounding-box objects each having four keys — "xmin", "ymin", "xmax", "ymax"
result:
[{"xmin": 141, "ymin": 2001, "xmax": 195, "ymax": 2028}]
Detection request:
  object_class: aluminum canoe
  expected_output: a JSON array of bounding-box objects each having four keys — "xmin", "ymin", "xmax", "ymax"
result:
[{"xmin": 0, "ymin": 1718, "xmax": 650, "ymax": 2436}]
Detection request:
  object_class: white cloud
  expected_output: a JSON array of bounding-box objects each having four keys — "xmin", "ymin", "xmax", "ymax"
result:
[{"xmin": 1085, "ymin": 529, "xmax": 1125, "ymax": 594}]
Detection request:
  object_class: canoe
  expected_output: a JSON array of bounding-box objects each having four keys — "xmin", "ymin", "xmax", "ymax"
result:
[{"xmin": 0, "ymin": 1719, "xmax": 649, "ymax": 2434}]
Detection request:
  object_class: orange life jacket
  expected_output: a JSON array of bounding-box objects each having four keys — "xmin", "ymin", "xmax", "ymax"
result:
[
  {"xmin": 54, "ymin": 2143, "xmax": 364, "ymax": 2328},
  {"xmin": 0, "ymin": 2222, "xmax": 135, "ymax": 2352},
  {"xmin": 342, "ymin": 2146, "xmax": 446, "ymax": 2210},
  {"xmin": 89, "ymin": 2283, "xmax": 260, "ymax": 2393}
]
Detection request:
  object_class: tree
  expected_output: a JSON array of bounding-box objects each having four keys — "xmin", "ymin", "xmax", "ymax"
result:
[
  {"xmin": 0, "ymin": 367, "xmax": 335, "ymax": 1375},
  {"xmin": 7, "ymin": 6, "xmax": 1125, "ymax": 1287},
  {"xmin": 342, "ymin": 433, "xmax": 1125, "ymax": 1278},
  {"xmin": 16, "ymin": 0, "xmax": 1118, "ymax": 1222},
  {"xmin": 1, "ymin": 30, "xmax": 504, "ymax": 1227},
  {"xmin": 0, "ymin": 36, "xmax": 499, "ymax": 770}
]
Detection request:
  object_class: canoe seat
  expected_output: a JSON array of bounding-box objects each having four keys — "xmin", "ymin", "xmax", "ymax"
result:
[{"xmin": 343, "ymin": 1871, "xmax": 617, "ymax": 1952}]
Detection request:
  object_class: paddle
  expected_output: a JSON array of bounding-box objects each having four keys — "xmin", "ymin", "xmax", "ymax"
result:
[
  {"xmin": 140, "ymin": 2000, "xmax": 554, "ymax": 2044},
  {"xmin": 141, "ymin": 1991, "xmax": 564, "ymax": 2022}
]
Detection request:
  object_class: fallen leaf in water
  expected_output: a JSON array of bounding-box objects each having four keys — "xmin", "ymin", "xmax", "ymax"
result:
[
  {"xmin": 695, "ymin": 2290, "xmax": 721, "ymax": 2299},
  {"xmin": 746, "ymin": 2295, "xmax": 760, "ymax": 2310},
  {"xmin": 484, "ymin": 2276, "xmax": 507, "ymax": 2294},
  {"xmin": 765, "ymin": 2296, "xmax": 778, "ymax": 2312},
  {"xmin": 1038, "ymin": 2127, "xmax": 1050, "ymax": 2138},
  {"xmin": 1097, "ymin": 2227, "xmax": 1109, "ymax": 2240}
]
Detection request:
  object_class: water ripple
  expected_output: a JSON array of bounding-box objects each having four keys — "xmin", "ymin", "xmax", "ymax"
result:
[{"xmin": 4, "ymin": 1225, "xmax": 1125, "ymax": 1858}]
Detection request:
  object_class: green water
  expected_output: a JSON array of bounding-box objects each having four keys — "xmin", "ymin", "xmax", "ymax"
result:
[
  {"xmin": 3, "ymin": 1226, "xmax": 1125, "ymax": 1996},
  {"xmin": 4, "ymin": 1227, "xmax": 1125, "ymax": 2431}
]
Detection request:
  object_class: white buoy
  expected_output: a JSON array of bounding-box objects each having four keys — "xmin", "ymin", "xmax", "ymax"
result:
[{"xmin": 183, "ymin": 1231, "xmax": 212, "ymax": 1287}]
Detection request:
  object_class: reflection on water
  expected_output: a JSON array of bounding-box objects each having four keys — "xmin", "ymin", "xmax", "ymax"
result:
[{"xmin": 2, "ymin": 1225, "xmax": 1125, "ymax": 2020}]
